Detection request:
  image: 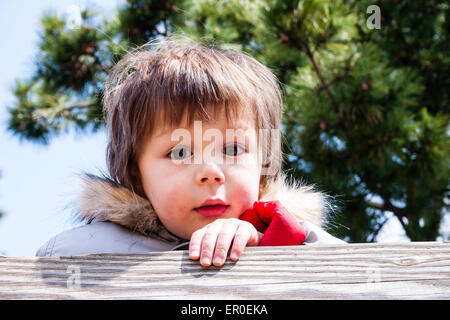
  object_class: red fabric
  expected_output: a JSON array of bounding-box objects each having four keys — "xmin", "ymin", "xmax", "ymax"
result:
[{"xmin": 239, "ymin": 200, "xmax": 307, "ymax": 246}]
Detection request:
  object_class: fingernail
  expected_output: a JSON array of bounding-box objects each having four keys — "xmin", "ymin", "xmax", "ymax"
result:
[
  {"xmin": 189, "ymin": 246, "xmax": 199, "ymax": 258},
  {"xmin": 200, "ymin": 257, "xmax": 210, "ymax": 266},
  {"xmin": 213, "ymin": 257, "xmax": 223, "ymax": 266},
  {"xmin": 190, "ymin": 250, "xmax": 199, "ymax": 258},
  {"xmin": 230, "ymin": 252, "xmax": 238, "ymax": 261}
]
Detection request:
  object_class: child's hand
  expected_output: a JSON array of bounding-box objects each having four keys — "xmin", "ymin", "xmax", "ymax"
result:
[{"xmin": 189, "ymin": 218, "xmax": 263, "ymax": 267}]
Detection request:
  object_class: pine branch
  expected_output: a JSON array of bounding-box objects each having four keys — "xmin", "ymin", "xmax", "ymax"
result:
[
  {"xmin": 58, "ymin": 103, "xmax": 93, "ymax": 112},
  {"xmin": 303, "ymin": 43, "xmax": 338, "ymax": 112},
  {"xmin": 385, "ymin": 198, "xmax": 413, "ymax": 241},
  {"xmin": 365, "ymin": 200, "xmax": 383, "ymax": 210},
  {"xmin": 52, "ymin": 103, "xmax": 95, "ymax": 118},
  {"xmin": 366, "ymin": 199, "xmax": 413, "ymax": 241},
  {"xmin": 272, "ymin": 18, "xmax": 339, "ymax": 114},
  {"xmin": 367, "ymin": 216, "xmax": 390, "ymax": 243}
]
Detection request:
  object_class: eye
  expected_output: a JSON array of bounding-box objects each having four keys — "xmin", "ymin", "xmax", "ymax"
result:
[
  {"xmin": 223, "ymin": 143, "xmax": 246, "ymax": 157},
  {"xmin": 167, "ymin": 146, "xmax": 192, "ymax": 160}
]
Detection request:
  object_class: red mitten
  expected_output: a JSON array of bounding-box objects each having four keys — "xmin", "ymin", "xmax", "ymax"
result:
[{"xmin": 239, "ymin": 200, "xmax": 307, "ymax": 246}]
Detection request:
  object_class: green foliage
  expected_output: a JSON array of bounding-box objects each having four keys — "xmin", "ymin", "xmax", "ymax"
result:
[
  {"xmin": 7, "ymin": 1, "xmax": 189, "ymax": 144},
  {"xmin": 5, "ymin": 0, "xmax": 449, "ymax": 242},
  {"xmin": 115, "ymin": 0, "xmax": 189, "ymax": 45},
  {"xmin": 183, "ymin": 0, "xmax": 449, "ymax": 241},
  {"xmin": 7, "ymin": 9, "xmax": 106, "ymax": 143},
  {"xmin": 36, "ymin": 12, "xmax": 102, "ymax": 92}
]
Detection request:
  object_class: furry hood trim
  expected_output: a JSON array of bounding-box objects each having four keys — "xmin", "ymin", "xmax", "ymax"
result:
[{"xmin": 73, "ymin": 172, "xmax": 334, "ymax": 243}]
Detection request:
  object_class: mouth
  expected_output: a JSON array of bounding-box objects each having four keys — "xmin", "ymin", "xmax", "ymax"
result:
[{"xmin": 194, "ymin": 201, "xmax": 230, "ymax": 218}]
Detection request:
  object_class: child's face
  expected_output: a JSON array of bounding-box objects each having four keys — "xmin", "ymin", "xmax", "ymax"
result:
[{"xmin": 138, "ymin": 108, "xmax": 262, "ymax": 240}]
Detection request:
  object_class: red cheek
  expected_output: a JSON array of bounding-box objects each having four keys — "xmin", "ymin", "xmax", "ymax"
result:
[{"xmin": 161, "ymin": 181, "xmax": 190, "ymax": 206}]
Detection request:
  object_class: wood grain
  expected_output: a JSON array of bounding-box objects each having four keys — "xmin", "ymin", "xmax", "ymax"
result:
[{"xmin": 1, "ymin": 242, "xmax": 449, "ymax": 299}]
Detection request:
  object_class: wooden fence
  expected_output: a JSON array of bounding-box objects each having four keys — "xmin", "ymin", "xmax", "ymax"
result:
[{"xmin": 1, "ymin": 241, "xmax": 449, "ymax": 299}]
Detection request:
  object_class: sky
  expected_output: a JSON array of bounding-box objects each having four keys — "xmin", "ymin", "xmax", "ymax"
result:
[
  {"xmin": 2, "ymin": 0, "xmax": 443, "ymax": 257},
  {"xmin": 0, "ymin": 0, "xmax": 124, "ymax": 256}
]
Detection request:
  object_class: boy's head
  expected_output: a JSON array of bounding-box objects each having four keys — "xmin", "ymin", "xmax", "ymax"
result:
[{"xmin": 103, "ymin": 36, "xmax": 283, "ymax": 239}]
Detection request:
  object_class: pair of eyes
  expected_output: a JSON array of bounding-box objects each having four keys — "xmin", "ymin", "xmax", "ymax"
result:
[{"xmin": 166, "ymin": 143, "xmax": 246, "ymax": 160}]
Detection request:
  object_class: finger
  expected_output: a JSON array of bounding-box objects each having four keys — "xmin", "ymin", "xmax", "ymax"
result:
[
  {"xmin": 229, "ymin": 222, "xmax": 253, "ymax": 261},
  {"xmin": 199, "ymin": 221, "xmax": 223, "ymax": 266},
  {"xmin": 212, "ymin": 220, "xmax": 240, "ymax": 266},
  {"xmin": 189, "ymin": 227, "xmax": 207, "ymax": 260}
]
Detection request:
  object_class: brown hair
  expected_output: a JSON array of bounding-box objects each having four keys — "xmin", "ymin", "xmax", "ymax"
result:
[{"xmin": 103, "ymin": 36, "xmax": 283, "ymax": 199}]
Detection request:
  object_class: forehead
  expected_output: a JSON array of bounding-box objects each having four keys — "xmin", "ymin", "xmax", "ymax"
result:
[{"xmin": 153, "ymin": 107, "xmax": 256, "ymax": 139}]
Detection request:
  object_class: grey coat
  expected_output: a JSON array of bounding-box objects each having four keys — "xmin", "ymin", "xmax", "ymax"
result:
[{"xmin": 36, "ymin": 173, "xmax": 346, "ymax": 257}]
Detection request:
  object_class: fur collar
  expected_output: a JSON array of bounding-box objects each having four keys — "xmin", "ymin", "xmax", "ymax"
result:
[{"xmin": 74, "ymin": 172, "xmax": 332, "ymax": 243}]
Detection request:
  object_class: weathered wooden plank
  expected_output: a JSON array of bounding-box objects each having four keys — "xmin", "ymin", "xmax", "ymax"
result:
[{"xmin": 0, "ymin": 242, "xmax": 449, "ymax": 299}]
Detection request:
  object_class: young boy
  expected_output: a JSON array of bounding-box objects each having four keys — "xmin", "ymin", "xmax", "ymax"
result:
[{"xmin": 36, "ymin": 37, "xmax": 345, "ymax": 265}]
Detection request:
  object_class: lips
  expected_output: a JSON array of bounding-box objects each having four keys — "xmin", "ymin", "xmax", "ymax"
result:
[{"xmin": 194, "ymin": 199, "xmax": 229, "ymax": 217}]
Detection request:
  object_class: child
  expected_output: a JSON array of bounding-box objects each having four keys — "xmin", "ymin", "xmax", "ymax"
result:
[{"xmin": 36, "ymin": 36, "xmax": 345, "ymax": 265}]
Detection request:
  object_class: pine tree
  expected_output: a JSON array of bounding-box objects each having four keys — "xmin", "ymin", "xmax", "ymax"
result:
[
  {"xmin": 182, "ymin": 0, "xmax": 450, "ymax": 242},
  {"xmin": 6, "ymin": 0, "xmax": 449, "ymax": 242},
  {"xmin": 7, "ymin": 0, "xmax": 190, "ymax": 143}
]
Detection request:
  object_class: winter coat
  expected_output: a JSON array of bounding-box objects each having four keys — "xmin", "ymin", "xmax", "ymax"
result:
[{"xmin": 36, "ymin": 173, "xmax": 346, "ymax": 257}]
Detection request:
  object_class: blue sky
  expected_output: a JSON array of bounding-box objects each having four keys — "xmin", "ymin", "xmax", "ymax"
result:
[
  {"xmin": 3, "ymin": 0, "xmax": 443, "ymax": 256},
  {"xmin": 0, "ymin": 0, "xmax": 123, "ymax": 256}
]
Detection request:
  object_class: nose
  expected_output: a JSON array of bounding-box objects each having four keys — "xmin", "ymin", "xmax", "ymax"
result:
[{"xmin": 196, "ymin": 162, "xmax": 225, "ymax": 185}]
